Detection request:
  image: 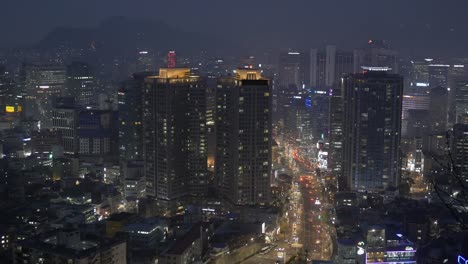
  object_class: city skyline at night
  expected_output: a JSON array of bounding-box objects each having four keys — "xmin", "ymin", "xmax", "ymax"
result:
[{"xmin": 0, "ymin": 2, "xmax": 468, "ymax": 264}]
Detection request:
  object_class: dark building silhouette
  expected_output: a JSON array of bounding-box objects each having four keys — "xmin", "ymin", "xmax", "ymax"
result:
[
  {"xmin": 143, "ymin": 68, "xmax": 208, "ymax": 210},
  {"xmin": 342, "ymin": 69, "xmax": 403, "ymax": 191},
  {"xmin": 428, "ymin": 86, "xmax": 448, "ymax": 134},
  {"xmin": 66, "ymin": 62, "xmax": 96, "ymax": 108},
  {"xmin": 215, "ymin": 69, "xmax": 272, "ymax": 205},
  {"xmin": 118, "ymin": 72, "xmax": 153, "ymax": 162}
]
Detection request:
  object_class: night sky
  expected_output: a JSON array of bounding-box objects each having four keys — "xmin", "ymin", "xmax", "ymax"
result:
[{"xmin": 2, "ymin": 0, "xmax": 468, "ymax": 56}]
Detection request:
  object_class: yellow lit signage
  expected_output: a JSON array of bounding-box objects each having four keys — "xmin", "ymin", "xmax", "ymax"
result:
[
  {"xmin": 5, "ymin": 106, "xmax": 15, "ymax": 113},
  {"xmin": 5, "ymin": 105, "xmax": 22, "ymax": 113}
]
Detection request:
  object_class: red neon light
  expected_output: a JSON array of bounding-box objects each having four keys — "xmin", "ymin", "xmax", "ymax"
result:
[{"xmin": 167, "ymin": 51, "xmax": 176, "ymax": 68}]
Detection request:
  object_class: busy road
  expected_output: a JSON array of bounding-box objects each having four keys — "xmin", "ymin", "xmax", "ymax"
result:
[{"xmin": 242, "ymin": 138, "xmax": 335, "ymax": 263}]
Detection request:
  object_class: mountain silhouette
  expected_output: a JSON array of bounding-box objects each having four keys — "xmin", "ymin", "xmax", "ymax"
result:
[{"xmin": 37, "ymin": 16, "xmax": 238, "ymax": 57}]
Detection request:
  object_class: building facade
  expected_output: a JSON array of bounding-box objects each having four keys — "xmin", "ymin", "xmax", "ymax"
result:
[
  {"xmin": 452, "ymin": 124, "xmax": 468, "ymax": 183},
  {"xmin": 66, "ymin": 62, "xmax": 96, "ymax": 108},
  {"xmin": 143, "ymin": 68, "xmax": 208, "ymax": 205},
  {"xmin": 342, "ymin": 70, "xmax": 403, "ymax": 191},
  {"xmin": 455, "ymin": 79, "xmax": 468, "ymax": 124},
  {"xmin": 118, "ymin": 72, "xmax": 152, "ymax": 161},
  {"xmin": 215, "ymin": 69, "xmax": 272, "ymax": 205},
  {"xmin": 22, "ymin": 63, "xmax": 66, "ymax": 129}
]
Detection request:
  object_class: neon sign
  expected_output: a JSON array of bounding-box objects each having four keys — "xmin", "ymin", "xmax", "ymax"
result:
[
  {"xmin": 458, "ymin": 255, "xmax": 467, "ymax": 264},
  {"xmin": 305, "ymin": 98, "xmax": 312, "ymax": 108}
]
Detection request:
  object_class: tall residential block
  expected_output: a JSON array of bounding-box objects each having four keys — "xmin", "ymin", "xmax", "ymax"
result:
[
  {"xmin": 215, "ymin": 69, "xmax": 272, "ymax": 205},
  {"xmin": 342, "ymin": 68, "xmax": 403, "ymax": 191},
  {"xmin": 143, "ymin": 68, "xmax": 208, "ymax": 205}
]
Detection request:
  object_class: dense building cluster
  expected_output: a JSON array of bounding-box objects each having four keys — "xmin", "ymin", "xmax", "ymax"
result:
[{"xmin": 0, "ymin": 36, "xmax": 467, "ymax": 264}]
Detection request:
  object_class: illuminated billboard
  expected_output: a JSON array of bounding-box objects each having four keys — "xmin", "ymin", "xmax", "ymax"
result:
[{"xmin": 5, "ymin": 105, "xmax": 22, "ymax": 113}]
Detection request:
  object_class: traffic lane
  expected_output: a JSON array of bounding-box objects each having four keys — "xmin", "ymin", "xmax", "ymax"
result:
[{"xmin": 299, "ymin": 177, "xmax": 333, "ymax": 260}]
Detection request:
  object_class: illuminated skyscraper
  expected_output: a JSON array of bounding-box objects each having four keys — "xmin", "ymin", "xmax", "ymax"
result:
[
  {"xmin": 143, "ymin": 68, "xmax": 208, "ymax": 208},
  {"xmin": 342, "ymin": 69, "xmax": 403, "ymax": 191},
  {"xmin": 167, "ymin": 51, "xmax": 176, "ymax": 68},
  {"xmin": 283, "ymin": 91, "xmax": 319, "ymax": 143},
  {"xmin": 310, "ymin": 46, "xmax": 354, "ymax": 184},
  {"xmin": 22, "ymin": 63, "xmax": 66, "ymax": 129},
  {"xmin": 328, "ymin": 84, "xmax": 345, "ymax": 189},
  {"xmin": 66, "ymin": 62, "xmax": 96, "ymax": 108},
  {"xmin": 215, "ymin": 69, "xmax": 272, "ymax": 205}
]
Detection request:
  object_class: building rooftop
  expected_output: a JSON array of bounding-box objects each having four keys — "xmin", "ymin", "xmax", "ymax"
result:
[{"xmin": 164, "ymin": 223, "xmax": 206, "ymax": 255}]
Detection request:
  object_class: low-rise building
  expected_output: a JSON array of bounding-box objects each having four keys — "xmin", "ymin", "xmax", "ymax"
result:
[
  {"xmin": 158, "ymin": 223, "xmax": 209, "ymax": 264},
  {"xmin": 14, "ymin": 229, "xmax": 126, "ymax": 264}
]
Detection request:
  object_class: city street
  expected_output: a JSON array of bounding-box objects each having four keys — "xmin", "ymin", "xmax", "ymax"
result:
[
  {"xmin": 288, "ymin": 142, "xmax": 334, "ymax": 261},
  {"xmin": 242, "ymin": 140, "xmax": 335, "ymax": 263}
]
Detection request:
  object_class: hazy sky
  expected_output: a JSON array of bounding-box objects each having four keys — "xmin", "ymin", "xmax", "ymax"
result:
[{"xmin": 1, "ymin": 0, "xmax": 467, "ymax": 55}]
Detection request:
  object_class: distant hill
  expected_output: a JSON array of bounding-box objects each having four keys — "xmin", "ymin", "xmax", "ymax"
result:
[{"xmin": 37, "ymin": 16, "xmax": 238, "ymax": 57}]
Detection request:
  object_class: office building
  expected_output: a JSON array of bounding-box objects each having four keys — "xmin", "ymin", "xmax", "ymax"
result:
[
  {"xmin": 428, "ymin": 86, "xmax": 448, "ymax": 134},
  {"xmin": 406, "ymin": 110, "xmax": 429, "ymax": 138},
  {"xmin": 124, "ymin": 218, "xmax": 167, "ymax": 250},
  {"xmin": 205, "ymin": 78, "xmax": 217, "ymax": 171},
  {"xmin": 354, "ymin": 40, "xmax": 399, "ymax": 74},
  {"xmin": 428, "ymin": 64, "xmax": 449, "ymax": 89},
  {"xmin": 422, "ymin": 133, "xmax": 448, "ymax": 177},
  {"xmin": 66, "ymin": 62, "xmax": 96, "ymax": 108},
  {"xmin": 144, "ymin": 68, "xmax": 208, "ymax": 206},
  {"xmin": 455, "ymin": 79, "xmax": 468, "ymax": 124},
  {"xmin": 215, "ymin": 69, "xmax": 272, "ymax": 205},
  {"xmin": 409, "ymin": 59, "xmax": 431, "ymax": 87},
  {"xmin": 118, "ymin": 72, "xmax": 152, "ymax": 161},
  {"xmin": 452, "ymin": 124, "xmax": 468, "ymax": 183},
  {"xmin": 310, "ymin": 90, "xmax": 329, "ymax": 141},
  {"xmin": 283, "ymin": 92, "xmax": 313, "ymax": 142},
  {"xmin": 51, "ymin": 100, "xmax": 78, "ymax": 155},
  {"xmin": 21, "ymin": 63, "xmax": 66, "ymax": 129},
  {"xmin": 401, "ymin": 93, "xmax": 430, "ymax": 120},
  {"xmin": 448, "ymin": 64, "xmax": 467, "ymax": 125},
  {"xmin": 365, "ymin": 227, "xmax": 417, "ymax": 264},
  {"xmin": 275, "ymin": 51, "xmax": 309, "ymax": 118},
  {"xmin": 31, "ymin": 130, "xmax": 61, "ymax": 156},
  {"xmin": 78, "ymin": 110, "xmax": 117, "ymax": 157},
  {"xmin": 310, "ymin": 46, "xmax": 354, "ymax": 90},
  {"xmin": 0, "ymin": 66, "xmax": 18, "ymax": 114},
  {"xmin": 122, "ymin": 160, "xmax": 146, "ymax": 199},
  {"xmin": 401, "ymin": 93, "xmax": 430, "ymax": 137},
  {"xmin": 329, "ymin": 84, "xmax": 345, "ymax": 188},
  {"xmin": 277, "ymin": 51, "xmax": 309, "ymax": 91},
  {"xmin": 314, "ymin": 47, "xmax": 354, "ymax": 187},
  {"xmin": 342, "ymin": 69, "xmax": 403, "ymax": 191},
  {"xmin": 136, "ymin": 50, "xmax": 155, "ymax": 72}
]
